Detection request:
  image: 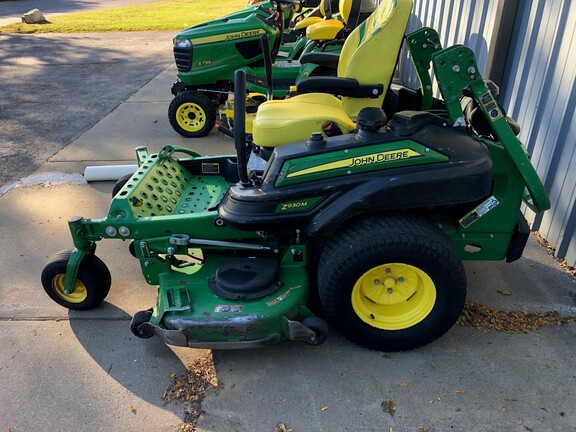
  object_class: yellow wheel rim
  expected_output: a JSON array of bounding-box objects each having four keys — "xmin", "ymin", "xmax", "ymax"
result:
[
  {"xmin": 176, "ymin": 102, "xmax": 206, "ymax": 132},
  {"xmin": 52, "ymin": 274, "xmax": 87, "ymax": 304},
  {"xmin": 351, "ymin": 263, "xmax": 436, "ymax": 330}
]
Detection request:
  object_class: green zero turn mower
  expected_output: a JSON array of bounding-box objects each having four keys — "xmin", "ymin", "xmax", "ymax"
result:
[{"xmin": 42, "ymin": 0, "xmax": 549, "ymax": 352}]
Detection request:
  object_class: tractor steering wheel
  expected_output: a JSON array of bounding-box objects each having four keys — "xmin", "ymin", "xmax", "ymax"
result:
[{"xmin": 270, "ymin": 0, "xmax": 303, "ymax": 12}]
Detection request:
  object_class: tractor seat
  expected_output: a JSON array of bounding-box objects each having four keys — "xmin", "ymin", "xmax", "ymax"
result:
[
  {"xmin": 306, "ymin": 0, "xmax": 377, "ymax": 41},
  {"xmin": 294, "ymin": 0, "xmax": 336, "ymax": 31},
  {"xmin": 251, "ymin": 94, "xmax": 356, "ymax": 146},
  {"xmin": 252, "ymin": 0, "xmax": 413, "ymax": 148}
]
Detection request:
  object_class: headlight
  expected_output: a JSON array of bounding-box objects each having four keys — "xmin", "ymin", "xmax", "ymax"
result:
[{"xmin": 173, "ymin": 38, "xmax": 192, "ymax": 48}]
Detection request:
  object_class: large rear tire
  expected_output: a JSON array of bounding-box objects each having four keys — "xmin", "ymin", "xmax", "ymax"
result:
[{"xmin": 317, "ymin": 213, "xmax": 466, "ymax": 351}]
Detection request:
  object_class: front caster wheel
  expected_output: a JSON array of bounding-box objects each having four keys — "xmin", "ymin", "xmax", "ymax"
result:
[
  {"xmin": 168, "ymin": 91, "xmax": 216, "ymax": 138},
  {"xmin": 41, "ymin": 250, "xmax": 111, "ymax": 310},
  {"xmin": 112, "ymin": 173, "xmax": 133, "ymax": 198},
  {"xmin": 130, "ymin": 309, "xmax": 154, "ymax": 339}
]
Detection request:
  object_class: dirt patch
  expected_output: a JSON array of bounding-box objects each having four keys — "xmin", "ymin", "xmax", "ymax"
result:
[
  {"xmin": 458, "ymin": 302, "xmax": 576, "ymax": 333},
  {"xmin": 163, "ymin": 352, "xmax": 220, "ymax": 432}
]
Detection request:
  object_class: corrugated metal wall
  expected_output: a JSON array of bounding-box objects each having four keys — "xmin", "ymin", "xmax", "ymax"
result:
[
  {"xmin": 401, "ymin": 0, "xmax": 499, "ymax": 89},
  {"xmin": 501, "ymin": 0, "xmax": 576, "ymax": 266},
  {"xmin": 404, "ymin": 0, "xmax": 576, "ymax": 266}
]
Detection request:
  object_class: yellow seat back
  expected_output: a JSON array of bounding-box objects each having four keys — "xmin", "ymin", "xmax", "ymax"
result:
[{"xmin": 337, "ymin": 0, "xmax": 412, "ymax": 120}]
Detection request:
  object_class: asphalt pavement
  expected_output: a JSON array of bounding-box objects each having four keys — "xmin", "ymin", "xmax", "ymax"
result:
[
  {"xmin": 0, "ymin": 0, "xmax": 160, "ymax": 27},
  {"xmin": 1, "ymin": 25, "xmax": 576, "ymax": 432}
]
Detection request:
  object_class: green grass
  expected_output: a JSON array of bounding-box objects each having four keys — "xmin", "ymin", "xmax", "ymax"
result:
[{"xmin": 0, "ymin": 0, "xmax": 248, "ymax": 33}]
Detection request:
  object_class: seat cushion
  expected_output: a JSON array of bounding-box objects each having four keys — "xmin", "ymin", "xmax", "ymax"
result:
[
  {"xmin": 252, "ymin": 93, "xmax": 357, "ymax": 147},
  {"xmin": 306, "ymin": 19, "xmax": 345, "ymax": 40},
  {"xmin": 294, "ymin": 16, "xmax": 323, "ymax": 31}
]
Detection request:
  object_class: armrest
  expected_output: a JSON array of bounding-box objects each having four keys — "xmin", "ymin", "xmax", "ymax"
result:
[
  {"xmin": 296, "ymin": 77, "xmax": 384, "ymax": 98},
  {"xmin": 320, "ymin": 38, "xmax": 345, "ymax": 51},
  {"xmin": 299, "ymin": 52, "xmax": 340, "ymax": 69}
]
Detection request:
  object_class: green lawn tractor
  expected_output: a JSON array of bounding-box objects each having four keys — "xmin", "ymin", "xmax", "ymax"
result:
[
  {"xmin": 169, "ymin": 0, "xmax": 375, "ymax": 138},
  {"xmin": 42, "ymin": 0, "xmax": 549, "ymax": 352}
]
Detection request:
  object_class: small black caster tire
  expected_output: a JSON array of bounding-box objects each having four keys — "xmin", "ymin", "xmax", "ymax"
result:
[
  {"xmin": 301, "ymin": 316, "xmax": 329, "ymax": 346},
  {"xmin": 130, "ymin": 309, "xmax": 154, "ymax": 339},
  {"xmin": 112, "ymin": 173, "xmax": 133, "ymax": 198},
  {"xmin": 41, "ymin": 250, "xmax": 111, "ymax": 311},
  {"xmin": 128, "ymin": 240, "xmax": 137, "ymax": 258}
]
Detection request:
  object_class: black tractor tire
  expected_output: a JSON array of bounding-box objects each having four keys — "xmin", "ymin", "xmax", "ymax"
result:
[
  {"xmin": 301, "ymin": 316, "xmax": 329, "ymax": 346},
  {"xmin": 41, "ymin": 250, "xmax": 112, "ymax": 311},
  {"xmin": 112, "ymin": 173, "xmax": 133, "ymax": 198},
  {"xmin": 168, "ymin": 91, "xmax": 216, "ymax": 138},
  {"xmin": 317, "ymin": 213, "xmax": 466, "ymax": 352}
]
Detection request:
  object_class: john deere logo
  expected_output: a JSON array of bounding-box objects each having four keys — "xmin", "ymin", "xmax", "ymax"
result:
[
  {"xmin": 224, "ymin": 30, "xmax": 263, "ymax": 41},
  {"xmin": 350, "ymin": 150, "xmax": 418, "ymax": 167},
  {"xmin": 287, "ymin": 149, "xmax": 422, "ymax": 178},
  {"xmin": 194, "ymin": 29, "xmax": 266, "ymax": 45}
]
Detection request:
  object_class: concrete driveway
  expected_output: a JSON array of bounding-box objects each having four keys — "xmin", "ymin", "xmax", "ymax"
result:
[{"xmin": 0, "ymin": 21, "xmax": 575, "ymax": 432}]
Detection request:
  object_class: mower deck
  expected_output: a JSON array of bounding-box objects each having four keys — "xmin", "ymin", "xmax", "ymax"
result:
[{"xmin": 140, "ymin": 248, "xmax": 312, "ymax": 349}]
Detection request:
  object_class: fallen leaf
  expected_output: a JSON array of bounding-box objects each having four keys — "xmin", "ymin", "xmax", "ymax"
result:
[
  {"xmin": 129, "ymin": 405, "xmax": 136, "ymax": 413},
  {"xmin": 497, "ymin": 289, "xmax": 513, "ymax": 296},
  {"xmin": 518, "ymin": 418, "xmax": 524, "ymax": 425},
  {"xmin": 381, "ymin": 400, "xmax": 396, "ymax": 417},
  {"xmin": 162, "ymin": 352, "xmax": 219, "ymax": 430},
  {"xmin": 399, "ymin": 382, "xmax": 409, "ymax": 387},
  {"xmin": 455, "ymin": 390, "xmax": 465, "ymax": 394},
  {"xmin": 273, "ymin": 422, "xmax": 293, "ymax": 432}
]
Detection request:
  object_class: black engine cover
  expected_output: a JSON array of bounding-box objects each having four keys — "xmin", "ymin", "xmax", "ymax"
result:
[{"xmin": 218, "ymin": 111, "xmax": 492, "ymax": 235}]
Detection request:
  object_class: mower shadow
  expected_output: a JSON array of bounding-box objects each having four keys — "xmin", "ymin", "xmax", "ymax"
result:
[
  {"xmin": 199, "ymin": 329, "xmax": 465, "ymax": 431},
  {"xmin": 67, "ymin": 302, "xmax": 199, "ymax": 411}
]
